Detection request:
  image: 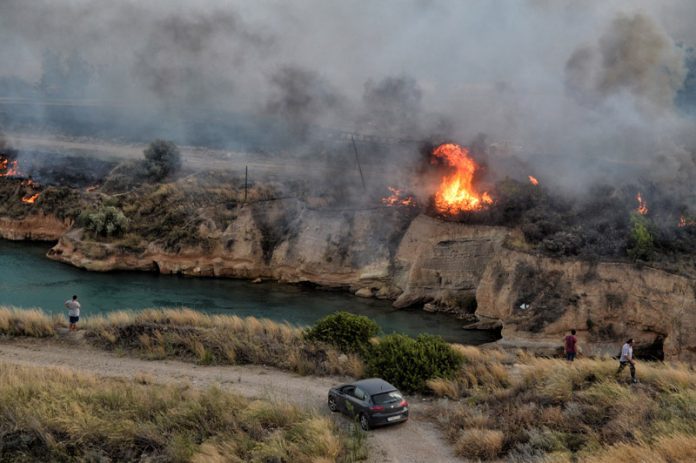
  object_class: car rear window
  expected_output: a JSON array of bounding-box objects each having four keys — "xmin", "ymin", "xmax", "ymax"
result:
[{"xmin": 372, "ymin": 391, "xmax": 403, "ymax": 405}]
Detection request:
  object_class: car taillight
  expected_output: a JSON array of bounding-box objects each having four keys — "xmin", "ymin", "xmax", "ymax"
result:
[
  {"xmin": 369, "ymin": 405, "xmax": 384, "ymax": 412},
  {"xmin": 399, "ymin": 400, "xmax": 408, "ymax": 407}
]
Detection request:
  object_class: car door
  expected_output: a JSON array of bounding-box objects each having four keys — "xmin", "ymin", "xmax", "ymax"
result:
[
  {"xmin": 345, "ymin": 386, "xmax": 368, "ymax": 417},
  {"xmin": 337, "ymin": 386, "xmax": 355, "ymax": 415}
]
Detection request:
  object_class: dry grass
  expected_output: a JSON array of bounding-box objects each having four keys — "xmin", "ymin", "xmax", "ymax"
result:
[
  {"xmin": 427, "ymin": 345, "xmax": 510, "ymax": 398},
  {"xmin": 0, "ymin": 306, "xmax": 59, "ymax": 337},
  {"xmin": 453, "ymin": 428, "xmax": 504, "ymax": 460},
  {"xmin": 0, "ymin": 361, "xmax": 357, "ymax": 462},
  {"xmin": 1, "ymin": 306, "xmax": 364, "ymax": 377},
  {"xmin": 434, "ymin": 352, "xmax": 696, "ymax": 462}
]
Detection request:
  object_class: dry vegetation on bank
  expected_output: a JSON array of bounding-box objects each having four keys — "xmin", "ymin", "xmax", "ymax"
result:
[
  {"xmin": 0, "ymin": 307, "xmax": 364, "ymax": 378},
  {"xmin": 0, "ymin": 362, "xmax": 356, "ymax": 462},
  {"xmin": 4, "ymin": 306, "xmax": 696, "ymax": 462},
  {"xmin": 430, "ymin": 347, "xmax": 696, "ymax": 462}
]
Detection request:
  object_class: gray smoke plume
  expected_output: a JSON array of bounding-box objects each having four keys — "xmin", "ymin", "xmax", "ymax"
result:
[
  {"xmin": 0, "ymin": 0, "xmax": 694, "ymax": 194},
  {"xmin": 565, "ymin": 13, "xmax": 686, "ymax": 112}
]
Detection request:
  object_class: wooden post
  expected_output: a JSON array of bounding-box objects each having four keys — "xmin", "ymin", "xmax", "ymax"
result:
[{"xmin": 351, "ymin": 135, "xmax": 366, "ymax": 191}]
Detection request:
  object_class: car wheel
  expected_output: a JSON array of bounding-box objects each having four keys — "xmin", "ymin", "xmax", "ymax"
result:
[
  {"xmin": 328, "ymin": 396, "xmax": 338, "ymax": 412},
  {"xmin": 359, "ymin": 413, "xmax": 370, "ymax": 431}
]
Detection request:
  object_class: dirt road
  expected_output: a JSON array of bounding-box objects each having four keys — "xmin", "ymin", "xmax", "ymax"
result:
[{"xmin": 0, "ymin": 338, "xmax": 458, "ymax": 463}]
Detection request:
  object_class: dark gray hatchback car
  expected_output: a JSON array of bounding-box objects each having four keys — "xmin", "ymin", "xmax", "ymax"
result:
[{"xmin": 327, "ymin": 378, "xmax": 409, "ymax": 430}]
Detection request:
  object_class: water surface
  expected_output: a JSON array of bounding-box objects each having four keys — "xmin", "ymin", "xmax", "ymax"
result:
[{"xmin": 0, "ymin": 240, "xmax": 496, "ymax": 344}]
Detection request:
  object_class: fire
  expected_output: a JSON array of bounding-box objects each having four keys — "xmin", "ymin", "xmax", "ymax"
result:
[
  {"xmin": 636, "ymin": 193, "xmax": 648, "ymax": 215},
  {"xmin": 528, "ymin": 175, "xmax": 539, "ymax": 186},
  {"xmin": 431, "ymin": 143, "xmax": 492, "ymax": 214},
  {"xmin": 382, "ymin": 187, "xmax": 416, "ymax": 207},
  {"xmin": 679, "ymin": 215, "xmax": 696, "ymax": 228},
  {"xmin": 21, "ymin": 193, "xmax": 40, "ymax": 204},
  {"xmin": 0, "ymin": 158, "xmax": 19, "ymax": 177}
]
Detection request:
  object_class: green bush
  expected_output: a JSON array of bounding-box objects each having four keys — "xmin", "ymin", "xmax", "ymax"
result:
[
  {"xmin": 144, "ymin": 139, "xmax": 181, "ymax": 181},
  {"xmin": 78, "ymin": 205, "xmax": 129, "ymax": 238},
  {"xmin": 366, "ymin": 334, "xmax": 463, "ymax": 393},
  {"xmin": 627, "ymin": 212, "xmax": 654, "ymax": 261},
  {"xmin": 305, "ymin": 311, "xmax": 379, "ymax": 354}
]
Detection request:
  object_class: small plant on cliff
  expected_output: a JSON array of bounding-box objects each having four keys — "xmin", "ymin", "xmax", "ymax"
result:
[
  {"xmin": 305, "ymin": 311, "xmax": 379, "ymax": 355},
  {"xmin": 78, "ymin": 205, "xmax": 129, "ymax": 238},
  {"xmin": 627, "ymin": 212, "xmax": 654, "ymax": 261},
  {"xmin": 366, "ymin": 334, "xmax": 463, "ymax": 393},
  {"xmin": 143, "ymin": 139, "xmax": 181, "ymax": 181}
]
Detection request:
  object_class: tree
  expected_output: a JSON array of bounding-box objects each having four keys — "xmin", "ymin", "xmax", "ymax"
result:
[
  {"xmin": 627, "ymin": 212, "xmax": 654, "ymax": 261},
  {"xmin": 143, "ymin": 140, "xmax": 181, "ymax": 181}
]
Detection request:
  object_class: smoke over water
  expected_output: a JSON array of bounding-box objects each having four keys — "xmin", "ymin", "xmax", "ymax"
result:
[{"xmin": 0, "ymin": 0, "xmax": 695, "ymax": 193}]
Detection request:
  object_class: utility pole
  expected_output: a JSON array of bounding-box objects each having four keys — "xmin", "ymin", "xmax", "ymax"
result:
[
  {"xmin": 244, "ymin": 165, "xmax": 248, "ymax": 203},
  {"xmin": 351, "ymin": 135, "xmax": 366, "ymax": 191}
]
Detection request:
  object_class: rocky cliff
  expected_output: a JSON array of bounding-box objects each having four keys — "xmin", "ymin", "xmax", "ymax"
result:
[
  {"xmin": 4, "ymin": 206, "xmax": 695, "ymax": 361},
  {"xmin": 0, "ymin": 214, "xmax": 71, "ymax": 241}
]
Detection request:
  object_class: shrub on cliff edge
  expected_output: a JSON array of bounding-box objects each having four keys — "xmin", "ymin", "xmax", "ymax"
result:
[{"xmin": 305, "ymin": 311, "xmax": 379, "ymax": 355}]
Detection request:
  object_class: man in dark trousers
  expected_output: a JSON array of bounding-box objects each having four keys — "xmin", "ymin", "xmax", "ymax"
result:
[
  {"xmin": 564, "ymin": 329, "xmax": 578, "ymax": 361},
  {"xmin": 617, "ymin": 338, "xmax": 638, "ymax": 384}
]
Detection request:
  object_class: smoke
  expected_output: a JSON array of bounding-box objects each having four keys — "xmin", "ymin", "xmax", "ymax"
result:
[
  {"xmin": 0, "ymin": 0, "xmax": 694, "ymax": 194},
  {"xmin": 565, "ymin": 13, "xmax": 686, "ymax": 112}
]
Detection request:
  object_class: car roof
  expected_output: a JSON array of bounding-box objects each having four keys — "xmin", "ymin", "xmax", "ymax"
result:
[{"xmin": 353, "ymin": 378, "xmax": 397, "ymax": 395}]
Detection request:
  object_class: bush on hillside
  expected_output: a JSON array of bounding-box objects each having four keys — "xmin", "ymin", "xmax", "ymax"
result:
[
  {"xmin": 143, "ymin": 139, "xmax": 181, "ymax": 181},
  {"xmin": 305, "ymin": 311, "xmax": 379, "ymax": 354},
  {"xmin": 366, "ymin": 334, "xmax": 463, "ymax": 393},
  {"xmin": 78, "ymin": 205, "xmax": 129, "ymax": 238}
]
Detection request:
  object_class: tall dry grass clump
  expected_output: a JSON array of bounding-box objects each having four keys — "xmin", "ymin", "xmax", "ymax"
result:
[
  {"xmin": 427, "ymin": 345, "xmax": 510, "ymax": 398},
  {"xmin": 84, "ymin": 308, "xmax": 364, "ymax": 377},
  {"xmin": 0, "ymin": 362, "xmax": 357, "ymax": 462},
  {"xmin": 0, "ymin": 306, "xmax": 57, "ymax": 337},
  {"xmin": 454, "ymin": 428, "xmax": 504, "ymax": 460}
]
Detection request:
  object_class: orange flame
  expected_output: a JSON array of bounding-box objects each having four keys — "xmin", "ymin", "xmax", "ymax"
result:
[
  {"xmin": 21, "ymin": 193, "xmax": 40, "ymax": 204},
  {"xmin": 636, "ymin": 193, "xmax": 648, "ymax": 215},
  {"xmin": 382, "ymin": 187, "xmax": 416, "ymax": 207},
  {"xmin": 431, "ymin": 143, "xmax": 492, "ymax": 214},
  {"xmin": 0, "ymin": 158, "xmax": 19, "ymax": 177},
  {"xmin": 679, "ymin": 215, "xmax": 695, "ymax": 228},
  {"xmin": 528, "ymin": 175, "xmax": 539, "ymax": 186}
]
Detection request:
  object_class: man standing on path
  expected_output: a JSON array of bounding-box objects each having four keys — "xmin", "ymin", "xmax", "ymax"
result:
[
  {"xmin": 617, "ymin": 338, "xmax": 637, "ymax": 384},
  {"xmin": 564, "ymin": 329, "xmax": 578, "ymax": 361},
  {"xmin": 64, "ymin": 295, "xmax": 81, "ymax": 331}
]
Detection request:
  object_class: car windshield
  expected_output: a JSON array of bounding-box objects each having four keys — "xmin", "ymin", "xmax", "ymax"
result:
[{"xmin": 372, "ymin": 391, "xmax": 403, "ymax": 405}]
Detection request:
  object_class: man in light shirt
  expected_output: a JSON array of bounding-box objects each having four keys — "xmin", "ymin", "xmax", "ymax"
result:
[
  {"xmin": 616, "ymin": 338, "xmax": 637, "ymax": 384},
  {"xmin": 64, "ymin": 294, "xmax": 81, "ymax": 331}
]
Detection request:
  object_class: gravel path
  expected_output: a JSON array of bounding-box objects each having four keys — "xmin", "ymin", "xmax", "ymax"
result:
[{"xmin": 0, "ymin": 338, "xmax": 458, "ymax": 463}]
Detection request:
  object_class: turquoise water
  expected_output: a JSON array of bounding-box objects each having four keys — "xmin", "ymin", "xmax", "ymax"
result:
[{"xmin": 0, "ymin": 240, "xmax": 496, "ymax": 344}]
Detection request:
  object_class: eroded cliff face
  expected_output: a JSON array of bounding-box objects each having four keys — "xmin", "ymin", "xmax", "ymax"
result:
[
  {"xmin": 476, "ymin": 249, "xmax": 696, "ymax": 361},
  {"xmin": 0, "ymin": 214, "xmax": 70, "ymax": 241},
  {"xmin": 5, "ymin": 206, "xmax": 696, "ymax": 361}
]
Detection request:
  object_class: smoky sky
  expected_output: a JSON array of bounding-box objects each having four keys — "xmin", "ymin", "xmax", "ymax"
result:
[{"xmin": 0, "ymin": 0, "xmax": 695, "ymax": 191}]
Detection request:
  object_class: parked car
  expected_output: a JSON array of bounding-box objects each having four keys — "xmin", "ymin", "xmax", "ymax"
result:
[{"xmin": 327, "ymin": 378, "xmax": 409, "ymax": 430}]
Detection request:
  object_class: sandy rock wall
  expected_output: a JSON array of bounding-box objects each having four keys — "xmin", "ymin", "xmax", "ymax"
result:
[
  {"xmin": 0, "ymin": 214, "xmax": 70, "ymax": 241},
  {"xmin": 476, "ymin": 249, "xmax": 696, "ymax": 361}
]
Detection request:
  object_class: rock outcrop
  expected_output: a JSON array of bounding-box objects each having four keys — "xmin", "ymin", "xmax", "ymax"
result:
[
  {"xmin": 476, "ymin": 249, "xmax": 696, "ymax": 361},
  {"xmin": 0, "ymin": 214, "xmax": 71, "ymax": 241}
]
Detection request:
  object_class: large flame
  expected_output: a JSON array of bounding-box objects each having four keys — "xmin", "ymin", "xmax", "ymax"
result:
[{"xmin": 431, "ymin": 143, "xmax": 492, "ymax": 214}]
